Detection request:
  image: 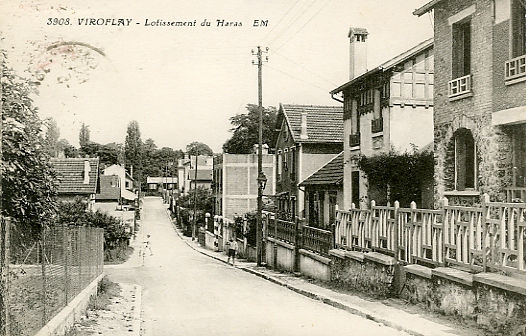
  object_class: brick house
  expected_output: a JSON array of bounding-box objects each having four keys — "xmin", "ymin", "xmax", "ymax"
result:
[
  {"xmin": 273, "ymin": 104, "xmax": 343, "ymax": 219},
  {"xmin": 330, "ymin": 28, "xmax": 435, "ymax": 209},
  {"xmin": 213, "ymin": 152, "xmax": 275, "ymax": 219},
  {"xmin": 298, "ymin": 152, "xmax": 344, "ymax": 229},
  {"xmin": 177, "ymin": 155, "xmax": 213, "ymax": 195},
  {"xmin": 414, "ymin": 0, "xmax": 526, "ymax": 204},
  {"xmin": 50, "ymin": 158, "xmax": 100, "ymax": 209}
]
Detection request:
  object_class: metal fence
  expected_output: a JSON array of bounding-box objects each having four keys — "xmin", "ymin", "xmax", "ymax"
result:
[{"xmin": 1, "ymin": 218, "xmax": 104, "ymax": 336}]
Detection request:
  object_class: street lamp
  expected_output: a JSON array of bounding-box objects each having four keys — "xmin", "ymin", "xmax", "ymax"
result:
[{"xmin": 258, "ymin": 171, "xmax": 267, "ymax": 192}]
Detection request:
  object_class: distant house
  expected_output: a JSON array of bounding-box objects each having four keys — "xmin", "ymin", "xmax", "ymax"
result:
[
  {"xmin": 213, "ymin": 151, "xmax": 275, "ymax": 219},
  {"xmin": 97, "ymin": 165, "xmax": 137, "ymax": 204},
  {"xmin": 299, "ymin": 152, "xmax": 344, "ymax": 229},
  {"xmin": 146, "ymin": 176, "xmax": 178, "ymax": 192},
  {"xmin": 177, "ymin": 155, "xmax": 214, "ymax": 195},
  {"xmin": 273, "ymin": 104, "xmax": 344, "ymax": 219},
  {"xmin": 95, "ymin": 175, "xmax": 121, "ymax": 202},
  {"xmin": 330, "ymin": 28, "xmax": 434, "ymax": 208},
  {"xmin": 50, "ymin": 158, "xmax": 100, "ymax": 209}
]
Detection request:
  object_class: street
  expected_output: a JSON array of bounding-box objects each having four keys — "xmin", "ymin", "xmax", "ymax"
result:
[{"xmin": 107, "ymin": 197, "xmax": 410, "ymax": 336}]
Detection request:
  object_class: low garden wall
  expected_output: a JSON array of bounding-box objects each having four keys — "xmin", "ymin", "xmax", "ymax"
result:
[
  {"xmin": 299, "ymin": 249, "xmax": 331, "ymax": 281},
  {"xmin": 266, "ymin": 237, "xmax": 295, "ymax": 272}
]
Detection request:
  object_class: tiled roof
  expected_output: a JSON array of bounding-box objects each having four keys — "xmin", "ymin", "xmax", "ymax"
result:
[
  {"xmin": 50, "ymin": 158, "xmax": 99, "ymax": 194},
  {"xmin": 96, "ymin": 175, "xmax": 120, "ymax": 200},
  {"xmin": 279, "ymin": 104, "xmax": 344, "ymax": 143},
  {"xmin": 188, "ymin": 169, "xmax": 213, "ymax": 181},
  {"xmin": 300, "ymin": 152, "xmax": 344, "ymax": 186}
]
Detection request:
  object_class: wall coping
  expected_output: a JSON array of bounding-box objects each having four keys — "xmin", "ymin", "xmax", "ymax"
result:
[
  {"xmin": 432, "ymin": 267, "xmax": 473, "ymax": 287},
  {"xmin": 346, "ymin": 251, "xmax": 365, "ymax": 262},
  {"xmin": 404, "ymin": 264, "xmax": 433, "ymax": 279},
  {"xmin": 474, "ymin": 272, "xmax": 526, "ymax": 296},
  {"xmin": 299, "ymin": 249, "xmax": 332, "ymax": 265},
  {"xmin": 364, "ymin": 252, "xmax": 396, "ymax": 266},
  {"xmin": 329, "ymin": 249, "xmax": 346, "ymax": 259},
  {"xmin": 266, "ymin": 236, "xmax": 295, "ymax": 250},
  {"xmin": 205, "ymin": 231, "xmax": 214, "ymax": 237}
]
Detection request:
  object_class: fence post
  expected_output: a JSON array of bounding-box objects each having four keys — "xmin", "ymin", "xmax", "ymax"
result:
[
  {"xmin": 63, "ymin": 227, "xmax": 69, "ymax": 304},
  {"xmin": 0, "ymin": 218, "xmax": 11, "ymax": 336},
  {"xmin": 441, "ymin": 197, "xmax": 448, "ymax": 267},
  {"xmin": 481, "ymin": 193, "xmax": 490, "ymax": 272},
  {"xmin": 393, "ymin": 201, "xmax": 400, "ymax": 262},
  {"xmin": 41, "ymin": 229, "xmax": 47, "ymax": 327}
]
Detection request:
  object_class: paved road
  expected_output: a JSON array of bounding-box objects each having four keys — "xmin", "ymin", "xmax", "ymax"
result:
[{"xmin": 106, "ymin": 197, "xmax": 410, "ymax": 336}]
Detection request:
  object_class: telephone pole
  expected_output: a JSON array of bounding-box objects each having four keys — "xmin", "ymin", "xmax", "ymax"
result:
[{"xmin": 252, "ymin": 46, "xmax": 268, "ymax": 266}]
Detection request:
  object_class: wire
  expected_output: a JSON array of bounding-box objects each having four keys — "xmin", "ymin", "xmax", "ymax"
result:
[
  {"xmin": 272, "ymin": 0, "xmax": 334, "ymax": 53},
  {"xmin": 259, "ymin": 0, "xmax": 303, "ymax": 45},
  {"xmin": 274, "ymin": 50, "xmax": 338, "ymax": 86},
  {"xmin": 266, "ymin": 0, "xmax": 321, "ymax": 48},
  {"xmin": 266, "ymin": 64, "xmax": 332, "ymax": 93}
]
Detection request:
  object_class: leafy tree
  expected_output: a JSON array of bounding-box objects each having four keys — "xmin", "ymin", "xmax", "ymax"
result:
[
  {"xmin": 1, "ymin": 54, "xmax": 57, "ymax": 229},
  {"xmin": 186, "ymin": 141, "xmax": 213, "ymax": 156},
  {"xmin": 177, "ymin": 187, "xmax": 213, "ymax": 215},
  {"xmin": 125, "ymin": 120, "xmax": 143, "ymax": 181},
  {"xmin": 79, "ymin": 123, "xmax": 90, "ymax": 148},
  {"xmin": 354, "ymin": 148, "xmax": 434, "ymax": 208},
  {"xmin": 57, "ymin": 138, "xmax": 78, "ymax": 158},
  {"xmin": 44, "ymin": 117, "xmax": 60, "ymax": 157},
  {"xmin": 222, "ymin": 104, "xmax": 277, "ymax": 154}
]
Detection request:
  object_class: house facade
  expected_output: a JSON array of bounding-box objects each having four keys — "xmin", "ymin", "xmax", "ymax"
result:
[
  {"xmin": 299, "ymin": 152, "xmax": 344, "ymax": 229},
  {"xmin": 101, "ymin": 164, "xmax": 137, "ymax": 203},
  {"xmin": 274, "ymin": 104, "xmax": 343, "ymax": 219},
  {"xmin": 177, "ymin": 155, "xmax": 213, "ymax": 195},
  {"xmin": 414, "ymin": 0, "xmax": 526, "ymax": 204},
  {"xmin": 213, "ymin": 152, "xmax": 275, "ymax": 219},
  {"xmin": 50, "ymin": 158, "xmax": 100, "ymax": 209},
  {"xmin": 331, "ymin": 28, "xmax": 435, "ymax": 209}
]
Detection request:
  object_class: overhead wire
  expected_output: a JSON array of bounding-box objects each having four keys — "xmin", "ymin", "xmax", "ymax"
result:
[
  {"xmin": 273, "ymin": 50, "xmax": 338, "ymax": 86},
  {"xmin": 258, "ymin": 0, "xmax": 304, "ymax": 46},
  {"xmin": 266, "ymin": 64, "xmax": 332, "ymax": 93},
  {"xmin": 271, "ymin": 0, "xmax": 334, "ymax": 53}
]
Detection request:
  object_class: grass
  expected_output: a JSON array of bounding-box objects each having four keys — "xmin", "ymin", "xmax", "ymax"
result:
[
  {"xmin": 65, "ymin": 276, "xmax": 121, "ymax": 336},
  {"xmin": 104, "ymin": 245, "xmax": 134, "ymax": 265}
]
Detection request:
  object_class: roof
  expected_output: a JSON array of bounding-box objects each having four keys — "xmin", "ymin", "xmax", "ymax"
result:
[
  {"xmin": 413, "ymin": 0, "xmax": 443, "ymax": 16},
  {"xmin": 299, "ymin": 152, "xmax": 344, "ymax": 186},
  {"xmin": 348, "ymin": 27, "xmax": 368, "ymax": 37},
  {"xmin": 50, "ymin": 158, "xmax": 99, "ymax": 194},
  {"xmin": 147, "ymin": 177, "xmax": 178, "ymax": 184},
  {"xmin": 276, "ymin": 104, "xmax": 344, "ymax": 144},
  {"xmin": 188, "ymin": 169, "xmax": 213, "ymax": 181},
  {"xmin": 96, "ymin": 175, "xmax": 120, "ymax": 200},
  {"xmin": 331, "ymin": 38, "xmax": 434, "ymax": 95}
]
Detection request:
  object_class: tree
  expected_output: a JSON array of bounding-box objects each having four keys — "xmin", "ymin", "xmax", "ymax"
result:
[
  {"xmin": 1, "ymin": 54, "xmax": 57, "ymax": 229},
  {"xmin": 79, "ymin": 123, "xmax": 90, "ymax": 148},
  {"xmin": 186, "ymin": 141, "xmax": 213, "ymax": 156},
  {"xmin": 222, "ymin": 104, "xmax": 277, "ymax": 154},
  {"xmin": 57, "ymin": 138, "xmax": 78, "ymax": 158},
  {"xmin": 44, "ymin": 117, "xmax": 60, "ymax": 157},
  {"xmin": 125, "ymin": 120, "xmax": 143, "ymax": 181},
  {"xmin": 177, "ymin": 187, "xmax": 214, "ymax": 215}
]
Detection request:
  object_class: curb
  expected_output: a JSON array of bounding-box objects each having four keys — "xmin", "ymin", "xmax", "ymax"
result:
[
  {"xmin": 165, "ymin": 208, "xmax": 426, "ymax": 336},
  {"xmin": 130, "ymin": 284, "xmax": 143, "ymax": 336}
]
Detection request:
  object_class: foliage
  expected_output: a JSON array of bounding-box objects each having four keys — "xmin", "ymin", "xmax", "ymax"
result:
[
  {"xmin": 142, "ymin": 138, "xmax": 183, "ymax": 186},
  {"xmin": 57, "ymin": 138, "xmax": 79, "ymax": 158},
  {"xmin": 79, "ymin": 123, "xmax": 90, "ymax": 148},
  {"xmin": 186, "ymin": 141, "xmax": 213, "ymax": 156},
  {"xmin": 222, "ymin": 104, "xmax": 278, "ymax": 154},
  {"xmin": 125, "ymin": 120, "xmax": 143, "ymax": 181},
  {"xmin": 80, "ymin": 141, "xmax": 123, "ymax": 168},
  {"xmin": 177, "ymin": 187, "xmax": 214, "ymax": 215},
  {"xmin": 57, "ymin": 198, "xmax": 131, "ymax": 244},
  {"xmin": 43, "ymin": 117, "xmax": 60, "ymax": 157},
  {"xmin": 1, "ymin": 53, "xmax": 58, "ymax": 229},
  {"xmin": 243, "ymin": 211, "xmax": 257, "ymax": 246},
  {"xmin": 354, "ymin": 148, "xmax": 434, "ymax": 207}
]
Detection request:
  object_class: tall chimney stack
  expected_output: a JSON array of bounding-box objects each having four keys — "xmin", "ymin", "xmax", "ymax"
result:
[
  {"xmin": 348, "ymin": 27, "xmax": 368, "ymax": 80},
  {"xmin": 300, "ymin": 111, "xmax": 308, "ymax": 140}
]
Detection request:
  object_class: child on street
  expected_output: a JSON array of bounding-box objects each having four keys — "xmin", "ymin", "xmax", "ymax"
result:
[{"xmin": 226, "ymin": 237, "xmax": 238, "ymax": 266}]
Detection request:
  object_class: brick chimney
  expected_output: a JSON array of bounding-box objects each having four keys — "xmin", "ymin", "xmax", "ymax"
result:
[
  {"xmin": 348, "ymin": 27, "xmax": 368, "ymax": 80},
  {"xmin": 300, "ymin": 111, "xmax": 308, "ymax": 140}
]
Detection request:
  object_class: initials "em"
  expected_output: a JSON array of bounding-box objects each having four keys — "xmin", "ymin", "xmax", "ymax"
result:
[{"xmin": 253, "ymin": 20, "xmax": 268, "ymax": 27}]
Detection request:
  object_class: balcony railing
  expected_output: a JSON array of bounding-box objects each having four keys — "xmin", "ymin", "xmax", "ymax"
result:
[
  {"xmin": 448, "ymin": 74, "xmax": 471, "ymax": 98},
  {"xmin": 505, "ymin": 54, "xmax": 526, "ymax": 82},
  {"xmin": 371, "ymin": 117, "xmax": 383, "ymax": 133},
  {"xmin": 349, "ymin": 133, "xmax": 360, "ymax": 147}
]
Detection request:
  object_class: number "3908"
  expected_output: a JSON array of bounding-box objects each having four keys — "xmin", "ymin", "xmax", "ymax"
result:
[{"xmin": 47, "ymin": 18, "xmax": 71, "ymax": 25}]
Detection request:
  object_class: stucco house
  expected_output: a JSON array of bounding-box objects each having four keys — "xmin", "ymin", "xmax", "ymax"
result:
[
  {"xmin": 330, "ymin": 27, "xmax": 435, "ymax": 208},
  {"xmin": 273, "ymin": 104, "xmax": 343, "ymax": 219}
]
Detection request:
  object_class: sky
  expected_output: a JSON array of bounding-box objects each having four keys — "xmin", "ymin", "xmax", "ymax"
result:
[{"xmin": 1, "ymin": 0, "xmax": 433, "ymax": 153}]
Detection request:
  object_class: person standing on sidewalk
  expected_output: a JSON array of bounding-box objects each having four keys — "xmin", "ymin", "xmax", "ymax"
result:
[{"xmin": 226, "ymin": 237, "xmax": 238, "ymax": 266}]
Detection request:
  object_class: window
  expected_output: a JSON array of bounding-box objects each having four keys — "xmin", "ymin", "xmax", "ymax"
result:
[
  {"xmin": 452, "ymin": 20, "xmax": 471, "ymax": 79},
  {"xmin": 454, "ymin": 129, "xmax": 476, "ymax": 190},
  {"xmin": 352, "ymin": 171, "xmax": 360, "ymax": 205},
  {"xmin": 277, "ymin": 150, "xmax": 282, "ymax": 179},
  {"xmin": 290, "ymin": 147, "xmax": 296, "ymax": 180},
  {"xmin": 283, "ymin": 148, "xmax": 289, "ymax": 171},
  {"xmin": 512, "ymin": 0, "xmax": 526, "ymax": 58}
]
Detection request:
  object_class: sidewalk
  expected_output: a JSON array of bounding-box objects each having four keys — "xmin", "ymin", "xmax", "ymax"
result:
[{"xmin": 171, "ymin": 225, "xmax": 485, "ymax": 336}]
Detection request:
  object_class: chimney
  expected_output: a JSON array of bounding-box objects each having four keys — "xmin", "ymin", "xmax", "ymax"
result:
[
  {"xmin": 253, "ymin": 144, "xmax": 269, "ymax": 155},
  {"xmin": 300, "ymin": 111, "xmax": 308, "ymax": 140},
  {"xmin": 348, "ymin": 27, "xmax": 368, "ymax": 80},
  {"xmin": 83, "ymin": 160, "xmax": 91, "ymax": 184}
]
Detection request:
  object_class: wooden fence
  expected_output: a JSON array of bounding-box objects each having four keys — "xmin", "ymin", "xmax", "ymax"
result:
[{"xmin": 335, "ymin": 195, "xmax": 526, "ymax": 275}]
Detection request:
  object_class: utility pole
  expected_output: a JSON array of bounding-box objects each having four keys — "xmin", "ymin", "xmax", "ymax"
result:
[{"xmin": 252, "ymin": 46, "xmax": 268, "ymax": 266}]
